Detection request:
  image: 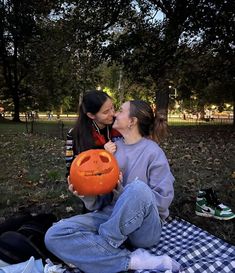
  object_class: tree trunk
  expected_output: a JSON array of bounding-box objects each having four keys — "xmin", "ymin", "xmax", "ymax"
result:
[
  {"xmin": 12, "ymin": 88, "xmax": 21, "ymax": 122},
  {"xmin": 155, "ymin": 84, "xmax": 170, "ymax": 120},
  {"xmin": 118, "ymin": 67, "xmax": 124, "ymax": 104}
]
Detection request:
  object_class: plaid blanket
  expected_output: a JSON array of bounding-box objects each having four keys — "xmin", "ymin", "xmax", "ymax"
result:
[
  {"xmin": 65, "ymin": 217, "xmax": 235, "ymax": 273},
  {"xmin": 139, "ymin": 217, "xmax": 235, "ymax": 273}
]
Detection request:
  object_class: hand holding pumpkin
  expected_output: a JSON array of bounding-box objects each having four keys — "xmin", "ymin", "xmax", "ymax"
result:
[
  {"xmin": 67, "ymin": 176, "xmax": 83, "ymax": 197},
  {"xmin": 112, "ymin": 175, "xmax": 124, "ymax": 203}
]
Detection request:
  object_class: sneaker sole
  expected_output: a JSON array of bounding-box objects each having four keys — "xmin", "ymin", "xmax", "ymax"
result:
[
  {"xmin": 196, "ymin": 211, "xmax": 235, "ymax": 220},
  {"xmin": 195, "ymin": 211, "xmax": 212, "ymax": 218},
  {"xmin": 213, "ymin": 214, "xmax": 235, "ymax": 221}
]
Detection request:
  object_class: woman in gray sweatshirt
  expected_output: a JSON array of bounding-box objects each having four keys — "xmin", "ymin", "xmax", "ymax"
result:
[{"xmin": 45, "ymin": 100, "xmax": 179, "ymax": 273}]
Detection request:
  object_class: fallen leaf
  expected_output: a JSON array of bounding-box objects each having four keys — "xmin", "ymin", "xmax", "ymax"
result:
[{"xmin": 66, "ymin": 206, "xmax": 74, "ymax": 213}]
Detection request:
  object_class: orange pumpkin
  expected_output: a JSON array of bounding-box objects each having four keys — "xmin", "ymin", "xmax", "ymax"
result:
[{"xmin": 70, "ymin": 149, "xmax": 119, "ymax": 196}]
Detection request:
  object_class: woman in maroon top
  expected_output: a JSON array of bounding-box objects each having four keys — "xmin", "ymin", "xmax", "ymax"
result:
[{"xmin": 65, "ymin": 90, "xmax": 121, "ymax": 177}]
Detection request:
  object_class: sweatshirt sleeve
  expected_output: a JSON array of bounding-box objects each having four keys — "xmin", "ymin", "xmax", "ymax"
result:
[
  {"xmin": 79, "ymin": 193, "xmax": 113, "ymax": 211},
  {"xmin": 65, "ymin": 128, "xmax": 75, "ymax": 177},
  {"xmin": 147, "ymin": 147, "xmax": 175, "ymax": 220}
]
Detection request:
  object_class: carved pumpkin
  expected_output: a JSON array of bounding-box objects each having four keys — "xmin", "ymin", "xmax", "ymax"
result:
[{"xmin": 70, "ymin": 149, "xmax": 119, "ymax": 196}]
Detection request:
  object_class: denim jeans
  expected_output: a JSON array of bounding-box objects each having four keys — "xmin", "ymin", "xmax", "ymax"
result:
[{"xmin": 45, "ymin": 180, "xmax": 162, "ymax": 273}]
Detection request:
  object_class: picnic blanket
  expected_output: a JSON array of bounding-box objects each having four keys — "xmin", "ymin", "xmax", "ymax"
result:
[
  {"xmin": 144, "ymin": 217, "xmax": 235, "ymax": 272},
  {"xmin": 64, "ymin": 217, "xmax": 235, "ymax": 273},
  {"xmin": 1, "ymin": 217, "xmax": 234, "ymax": 272}
]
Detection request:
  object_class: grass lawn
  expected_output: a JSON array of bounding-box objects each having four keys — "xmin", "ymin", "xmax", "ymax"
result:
[
  {"xmin": 0, "ymin": 120, "xmax": 235, "ymax": 246},
  {"xmin": 0, "ymin": 120, "xmax": 83, "ymax": 219}
]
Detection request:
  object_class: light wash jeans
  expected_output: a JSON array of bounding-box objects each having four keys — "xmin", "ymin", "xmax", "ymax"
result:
[{"xmin": 45, "ymin": 180, "xmax": 162, "ymax": 273}]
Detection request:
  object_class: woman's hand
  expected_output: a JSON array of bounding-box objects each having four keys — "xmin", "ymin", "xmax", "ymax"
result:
[
  {"xmin": 104, "ymin": 140, "xmax": 117, "ymax": 154},
  {"xmin": 67, "ymin": 176, "xmax": 84, "ymax": 198},
  {"xmin": 112, "ymin": 172, "xmax": 124, "ymax": 202}
]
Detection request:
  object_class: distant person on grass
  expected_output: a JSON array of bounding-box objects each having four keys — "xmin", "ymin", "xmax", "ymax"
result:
[{"xmin": 45, "ymin": 100, "xmax": 180, "ymax": 273}]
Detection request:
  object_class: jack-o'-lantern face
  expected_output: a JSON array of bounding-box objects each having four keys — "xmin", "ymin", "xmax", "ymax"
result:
[{"xmin": 70, "ymin": 149, "xmax": 119, "ymax": 196}]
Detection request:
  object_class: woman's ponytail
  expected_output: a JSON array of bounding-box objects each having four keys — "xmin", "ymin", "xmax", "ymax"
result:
[
  {"xmin": 129, "ymin": 101, "xmax": 169, "ymax": 144},
  {"xmin": 153, "ymin": 111, "xmax": 168, "ymax": 143}
]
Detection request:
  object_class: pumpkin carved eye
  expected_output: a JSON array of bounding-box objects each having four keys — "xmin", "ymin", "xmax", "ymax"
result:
[
  {"xmin": 70, "ymin": 149, "xmax": 120, "ymax": 196},
  {"xmin": 100, "ymin": 155, "xmax": 109, "ymax": 163},
  {"xmin": 80, "ymin": 156, "xmax": 91, "ymax": 165}
]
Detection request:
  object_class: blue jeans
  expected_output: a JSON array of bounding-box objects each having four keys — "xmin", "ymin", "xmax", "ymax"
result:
[{"xmin": 45, "ymin": 180, "xmax": 162, "ymax": 273}]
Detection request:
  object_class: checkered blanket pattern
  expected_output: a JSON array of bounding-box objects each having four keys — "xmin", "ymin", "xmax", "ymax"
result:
[
  {"xmin": 65, "ymin": 217, "xmax": 235, "ymax": 273},
  {"xmin": 139, "ymin": 217, "xmax": 235, "ymax": 273}
]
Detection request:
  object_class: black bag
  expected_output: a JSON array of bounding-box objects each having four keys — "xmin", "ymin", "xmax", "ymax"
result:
[
  {"xmin": 0, "ymin": 213, "xmax": 60, "ymax": 264},
  {"xmin": 0, "ymin": 214, "xmax": 33, "ymax": 234}
]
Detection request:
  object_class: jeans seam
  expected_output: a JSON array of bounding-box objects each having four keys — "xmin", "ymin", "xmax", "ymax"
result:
[
  {"xmin": 120, "ymin": 211, "xmax": 144, "ymax": 230},
  {"xmin": 99, "ymin": 230, "xmax": 121, "ymax": 248},
  {"xmin": 120, "ymin": 202, "xmax": 152, "ymax": 230},
  {"xmin": 80, "ymin": 231, "xmax": 117, "ymax": 255}
]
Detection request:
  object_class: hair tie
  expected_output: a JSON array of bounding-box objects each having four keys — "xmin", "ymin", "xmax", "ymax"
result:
[{"xmin": 157, "ymin": 113, "xmax": 166, "ymax": 122}]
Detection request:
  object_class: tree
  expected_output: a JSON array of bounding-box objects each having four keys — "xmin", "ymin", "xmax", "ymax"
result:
[
  {"xmin": 105, "ymin": 0, "xmax": 235, "ymax": 119},
  {"xmin": 39, "ymin": 0, "xmax": 134, "ymax": 111},
  {"xmin": 170, "ymin": 0, "xmax": 235, "ymax": 123},
  {"xmin": 60, "ymin": 0, "xmax": 133, "ymax": 100},
  {"xmin": 1, "ymin": 0, "xmax": 233, "ymax": 122},
  {"xmin": 25, "ymin": 19, "xmax": 79, "ymax": 113},
  {"xmin": 0, "ymin": 0, "xmax": 59, "ymax": 121},
  {"xmin": 95, "ymin": 63, "xmax": 156, "ymax": 108}
]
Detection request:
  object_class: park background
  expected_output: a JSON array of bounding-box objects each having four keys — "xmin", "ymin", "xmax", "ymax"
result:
[{"xmin": 0, "ymin": 1, "xmax": 234, "ymax": 246}]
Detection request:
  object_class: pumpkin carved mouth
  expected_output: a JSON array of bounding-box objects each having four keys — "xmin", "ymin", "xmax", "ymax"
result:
[{"xmin": 81, "ymin": 167, "xmax": 114, "ymax": 176}]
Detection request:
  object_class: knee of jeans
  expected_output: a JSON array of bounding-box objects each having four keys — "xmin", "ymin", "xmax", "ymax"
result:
[
  {"xmin": 44, "ymin": 223, "xmax": 65, "ymax": 251},
  {"xmin": 126, "ymin": 180, "xmax": 152, "ymax": 201},
  {"xmin": 44, "ymin": 226, "xmax": 56, "ymax": 251}
]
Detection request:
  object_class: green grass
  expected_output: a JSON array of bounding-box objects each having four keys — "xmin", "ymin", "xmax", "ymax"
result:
[
  {"xmin": 0, "ymin": 122, "xmax": 83, "ymax": 218},
  {"xmin": 0, "ymin": 121, "xmax": 27, "ymax": 134},
  {"xmin": 168, "ymin": 117, "xmax": 233, "ymax": 126},
  {"xmin": 0, "ymin": 119, "xmax": 74, "ymax": 139},
  {"xmin": 1, "ymin": 117, "xmax": 232, "ymax": 139}
]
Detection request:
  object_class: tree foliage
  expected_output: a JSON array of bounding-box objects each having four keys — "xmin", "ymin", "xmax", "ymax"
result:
[
  {"xmin": 0, "ymin": 0, "xmax": 234, "ymax": 122},
  {"xmin": 0, "ymin": 0, "xmax": 60, "ymax": 120},
  {"xmin": 105, "ymin": 0, "xmax": 234, "ymax": 118}
]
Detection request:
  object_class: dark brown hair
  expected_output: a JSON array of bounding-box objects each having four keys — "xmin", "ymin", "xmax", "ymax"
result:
[
  {"xmin": 73, "ymin": 90, "xmax": 111, "ymax": 152},
  {"xmin": 129, "ymin": 100, "xmax": 168, "ymax": 143}
]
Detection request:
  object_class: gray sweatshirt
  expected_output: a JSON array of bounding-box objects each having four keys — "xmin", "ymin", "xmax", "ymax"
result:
[{"xmin": 80, "ymin": 137, "xmax": 174, "ymax": 220}]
